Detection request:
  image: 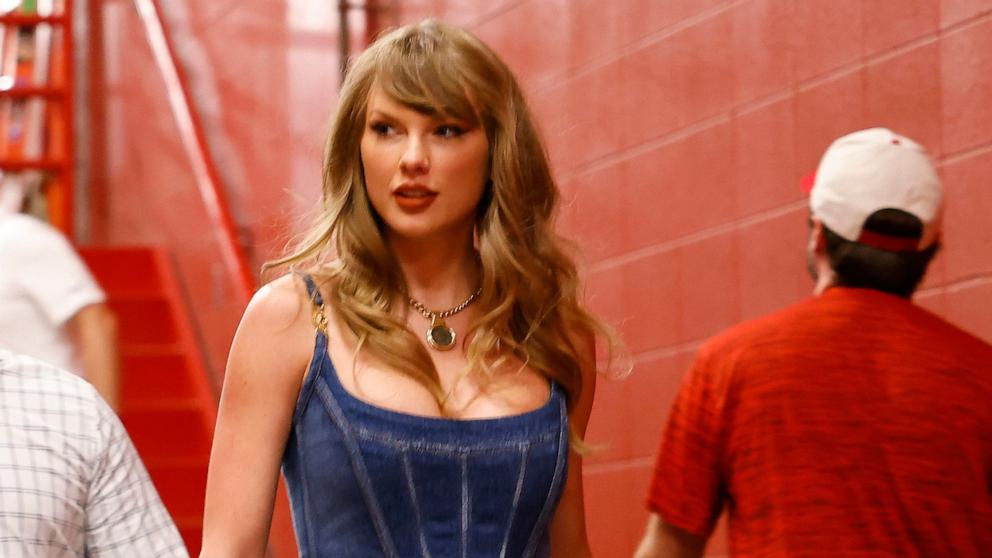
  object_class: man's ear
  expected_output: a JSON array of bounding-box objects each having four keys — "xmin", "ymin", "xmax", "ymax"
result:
[{"xmin": 810, "ymin": 218, "xmax": 828, "ymax": 254}]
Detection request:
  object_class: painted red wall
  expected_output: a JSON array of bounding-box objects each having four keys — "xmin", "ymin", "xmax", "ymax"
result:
[{"xmin": 89, "ymin": 1, "xmax": 992, "ymax": 556}]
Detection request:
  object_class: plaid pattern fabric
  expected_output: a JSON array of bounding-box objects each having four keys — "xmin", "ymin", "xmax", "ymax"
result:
[{"xmin": 0, "ymin": 350, "xmax": 188, "ymax": 557}]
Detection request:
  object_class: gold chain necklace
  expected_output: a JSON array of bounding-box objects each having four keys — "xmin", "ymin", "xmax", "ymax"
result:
[{"xmin": 407, "ymin": 286, "xmax": 482, "ymax": 351}]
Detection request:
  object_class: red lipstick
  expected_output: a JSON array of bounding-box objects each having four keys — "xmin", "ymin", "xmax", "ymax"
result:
[{"xmin": 393, "ymin": 184, "xmax": 437, "ymax": 211}]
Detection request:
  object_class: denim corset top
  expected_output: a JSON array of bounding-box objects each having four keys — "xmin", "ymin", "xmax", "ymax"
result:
[{"xmin": 281, "ymin": 277, "xmax": 569, "ymax": 558}]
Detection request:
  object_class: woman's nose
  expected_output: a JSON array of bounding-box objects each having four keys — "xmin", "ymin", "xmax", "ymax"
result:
[{"xmin": 399, "ymin": 138, "xmax": 430, "ymax": 174}]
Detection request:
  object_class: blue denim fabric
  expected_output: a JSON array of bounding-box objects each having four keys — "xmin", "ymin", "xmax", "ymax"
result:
[{"xmin": 282, "ymin": 276, "xmax": 568, "ymax": 557}]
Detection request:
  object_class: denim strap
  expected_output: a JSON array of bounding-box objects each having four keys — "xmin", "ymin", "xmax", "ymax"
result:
[{"xmin": 298, "ymin": 273, "xmax": 329, "ymax": 334}]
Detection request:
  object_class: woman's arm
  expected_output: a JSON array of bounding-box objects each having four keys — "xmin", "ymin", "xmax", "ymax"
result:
[
  {"xmin": 199, "ymin": 276, "xmax": 314, "ymax": 558},
  {"xmin": 549, "ymin": 333, "xmax": 597, "ymax": 558}
]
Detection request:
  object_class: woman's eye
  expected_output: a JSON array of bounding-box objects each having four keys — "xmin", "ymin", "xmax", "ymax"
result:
[
  {"xmin": 370, "ymin": 122, "xmax": 395, "ymax": 136},
  {"xmin": 436, "ymin": 125, "xmax": 464, "ymax": 138}
]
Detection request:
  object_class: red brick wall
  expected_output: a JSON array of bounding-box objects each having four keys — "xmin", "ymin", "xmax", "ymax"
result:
[{"xmin": 393, "ymin": 1, "xmax": 992, "ymax": 556}]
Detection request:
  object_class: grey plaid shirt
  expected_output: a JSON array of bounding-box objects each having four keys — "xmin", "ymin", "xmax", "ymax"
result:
[{"xmin": 0, "ymin": 350, "xmax": 188, "ymax": 557}]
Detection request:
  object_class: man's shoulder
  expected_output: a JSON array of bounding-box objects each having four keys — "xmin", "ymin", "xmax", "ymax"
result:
[
  {"xmin": 0, "ymin": 350, "xmax": 102, "ymax": 411},
  {"xmin": 0, "ymin": 213, "xmax": 72, "ymax": 256},
  {"xmin": 702, "ymin": 296, "xmax": 820, "ymax": 356},
  {"xmin": 0, "ymin": 351, "xmax": 112, "ymax": 498},
  {"xmin": 0, "ymin": 212, "xmax": 63, "ymax": 239},
  {"xmin": 698, "ymin": 288, "xmax": 992, "ymax": 372}
]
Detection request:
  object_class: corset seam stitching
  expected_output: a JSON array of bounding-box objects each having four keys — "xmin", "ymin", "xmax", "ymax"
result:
[
  {"xmin": 315, "ymin": 380, "xmax": 400, "ymax": 558},
  {"xmin": 460, "ymin": 453, "xmax": 469, "ymax": 558},
  {"xmin": 293, "ymin": 418, "xmax": 318, "ymax": 557},
  {"xmin": 293, "ymin": 331, "xmax": 326, "ymax": 423},
  {"xmin": 348, "ymin": 427, "xmax": 557, "ymax": 453},
  {"xmin": 498, "ymin": 443, "xmax": 530, "ymax": 558},
  {"xmin": 400, "ymin": 449, "xmax": 432, "ymax": 558},
  {"xmin": 521, "ymin": 396, "xmax": 569, "ymax": 557},
  {"xmin": 292, "ymin": 335, "xmax": 326, "ymax": 557}
]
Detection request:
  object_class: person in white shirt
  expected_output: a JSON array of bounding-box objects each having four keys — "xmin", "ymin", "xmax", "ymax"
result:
[
  {"xmin": 0, "ymin": 175, "xmax": 119, "ymax": 409},
  {"xmin": 0, "ymin": 349, "xmax": 188, "ymax": 557}
]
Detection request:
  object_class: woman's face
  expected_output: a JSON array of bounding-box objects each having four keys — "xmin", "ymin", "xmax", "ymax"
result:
[{"xmin": 360, "ymin": 85, "xmax": 490, "ymax": 243}]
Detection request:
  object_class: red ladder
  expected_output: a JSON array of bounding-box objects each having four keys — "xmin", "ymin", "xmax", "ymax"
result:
[{"xmin": 0, "ymin": 0, "xmax": 74, "ymax": 234}]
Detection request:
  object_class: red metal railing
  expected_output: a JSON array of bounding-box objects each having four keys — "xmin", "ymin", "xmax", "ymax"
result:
[
  {"xmin": 129, "ymin": 0, "xmax": 280, "ymax": 553},
  {"xmin": 132, "ymin": 0, "xmax": 255, "ymax": 305}
]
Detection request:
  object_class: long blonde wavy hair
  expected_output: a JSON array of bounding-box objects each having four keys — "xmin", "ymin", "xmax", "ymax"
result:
[{"xmin": 267, "ymin": 20, "xmax": 618, "ymax": 415}]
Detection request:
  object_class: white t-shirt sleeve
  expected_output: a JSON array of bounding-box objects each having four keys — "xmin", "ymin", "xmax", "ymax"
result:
[{"xmin": 5, "ymin": 215, "xmax": 105, "ymax": 326}]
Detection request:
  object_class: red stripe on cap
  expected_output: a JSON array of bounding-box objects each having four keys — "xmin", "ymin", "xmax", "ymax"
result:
[
  {"xmin": 857, "ymin": 230, "xmax": 921, "ymax": 252},
  {"xmin": 801, "ymin": 171, "xmax": 816, "ymax": 193}
]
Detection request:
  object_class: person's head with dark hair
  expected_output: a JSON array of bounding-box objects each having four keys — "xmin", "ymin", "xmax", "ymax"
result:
[{"xmin": 805, "ymin": 128, "xmax": 943, "ymax": 298}]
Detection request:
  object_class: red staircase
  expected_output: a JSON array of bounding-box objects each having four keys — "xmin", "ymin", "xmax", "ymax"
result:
[{"xmin": 80, "ymin": 246, "xmax": 217, "ymax": 557}]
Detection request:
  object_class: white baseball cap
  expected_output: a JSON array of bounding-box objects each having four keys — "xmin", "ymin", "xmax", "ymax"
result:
[{"xmin": 806, "ymin": 128, "xmax": 943, "ymax": 252}]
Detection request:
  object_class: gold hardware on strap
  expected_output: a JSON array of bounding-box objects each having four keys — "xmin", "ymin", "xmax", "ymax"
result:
[{"xmin": 311, "ymin": 304, "xmax": 329, "ymax": 334}]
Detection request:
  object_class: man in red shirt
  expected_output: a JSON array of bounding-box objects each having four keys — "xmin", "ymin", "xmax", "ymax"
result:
[{"xmin": 634, "ymin": 128, "xmax": 992, "ymax": 558}]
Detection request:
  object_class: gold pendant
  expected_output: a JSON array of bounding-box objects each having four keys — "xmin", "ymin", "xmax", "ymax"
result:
[{"xmin": 426, "ymin": 315, "xmax": 456, "ymax": 351}]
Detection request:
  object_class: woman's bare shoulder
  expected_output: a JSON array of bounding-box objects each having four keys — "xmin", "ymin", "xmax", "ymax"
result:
[
  {"xmin": 227, "ymin": 273, "xmax": 317, "ymax": 383},
  {"xmin": 246, "ymin": 272, "xmax": 333, "ymax": 328}
]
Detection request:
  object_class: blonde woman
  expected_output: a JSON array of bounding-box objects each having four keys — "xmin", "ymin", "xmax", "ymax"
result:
[{"xmin": 200, "ymin": 20, "xmax": 611, "ymax": 558}]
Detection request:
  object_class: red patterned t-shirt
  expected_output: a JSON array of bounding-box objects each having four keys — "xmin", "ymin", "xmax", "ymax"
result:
[{"xmin": 648, "ymin": 287, "xmax": 992, "ymax": 557}]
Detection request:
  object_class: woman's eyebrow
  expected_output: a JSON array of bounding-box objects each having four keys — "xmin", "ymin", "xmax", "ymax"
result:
[{"xmin": 366, "ymin": 109, "xmax": 397, "ymax": 120}]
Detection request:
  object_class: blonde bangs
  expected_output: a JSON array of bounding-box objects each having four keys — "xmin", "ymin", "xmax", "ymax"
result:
[{"xmin": 372, "ymin": 33, "xmax": 482, "ymax": 126}]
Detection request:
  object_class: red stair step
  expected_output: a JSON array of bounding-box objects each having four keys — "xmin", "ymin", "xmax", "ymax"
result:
[
  {"xmin": 79, "ymin": 247, "xmax": 164, "ymax": 294},
  {"xmin": 175, "ymin": 519, "xmax": 202, "ymax": 557},
  {"xmin": 147, "ymin": 460, "xmax": 208, "ymax": 520},
  {"xmin": 108, "ymin": 297, "xmax": 180, "ymax": 345},
  {"xmin": 121, "ymin": 405, "xmax": 212, "ymax": 461},
  {"xmin": 121, "ymin": 351, "xmax": 198, "ymax": 403}
]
